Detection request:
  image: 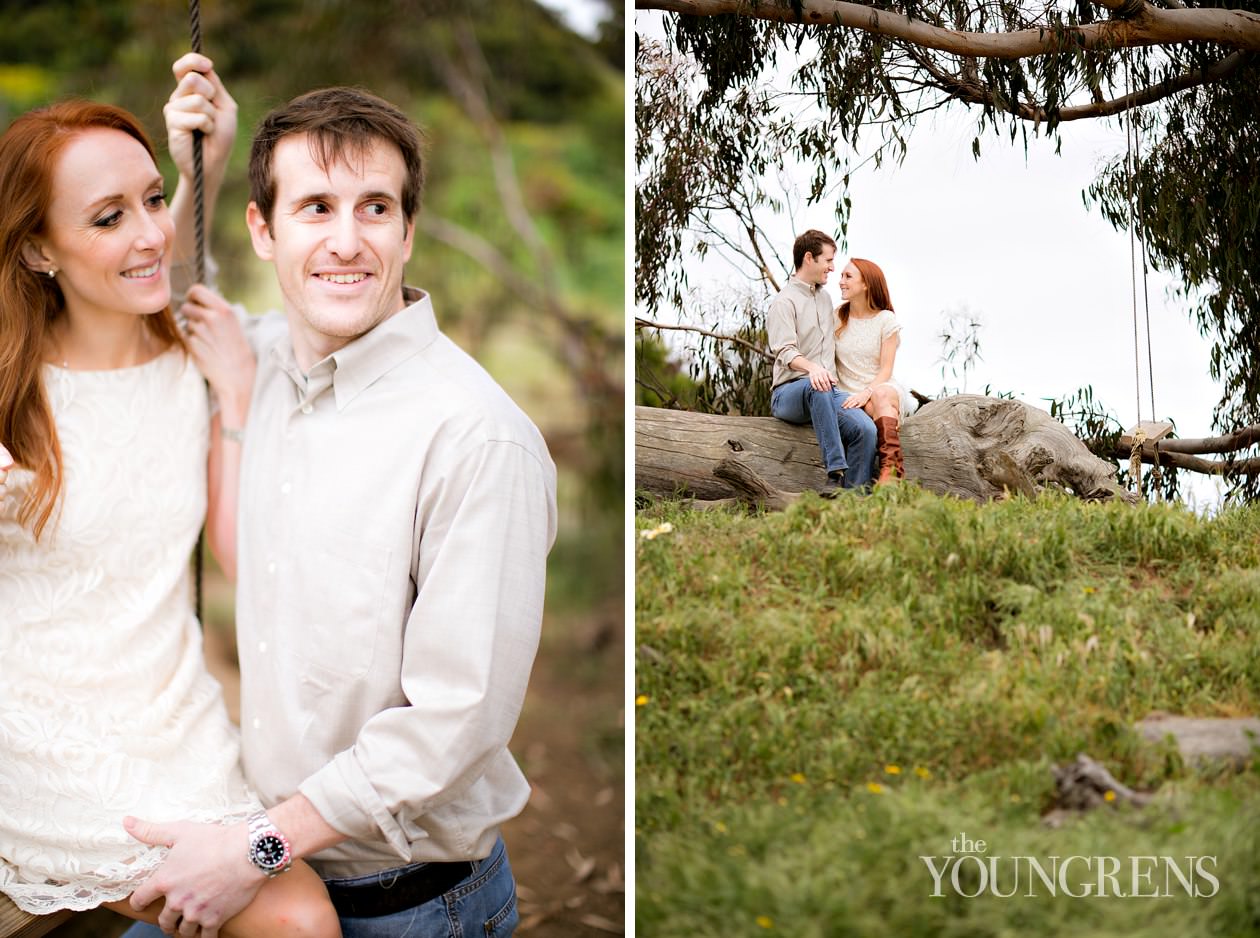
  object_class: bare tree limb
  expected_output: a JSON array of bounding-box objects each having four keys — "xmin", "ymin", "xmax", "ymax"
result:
[
  {"xmin": 744, "ymin": 221, "xmax": 782, "ymax": 291},
  {"xmin": 423, "ymin": 20, "xmax": 621, "ymax": 416},
  {"xmin": 636, "ymin": 0, "xmax": 1260, "ymax": 55},
  {"xmin": 924, "ymin": 50, "xmax": 1252, "ymax": 121},
  {"xmin": 1106, "ymin": 443, "xmax": 1260, "ymax": 475},
  {"xmin": 438, "ymin": 22, "xmax": 560, "ymax": 298},
  {"xmin": 1146, "ymin": 424, "xmax": 1260, "ymax": 455},
  {"xmin": 636, "ymin": 317, "xmax": 774, "ymax": 361}
]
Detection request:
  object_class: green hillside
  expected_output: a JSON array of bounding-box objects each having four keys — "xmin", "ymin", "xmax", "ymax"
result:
[{"xmin": 636, "ymin": 487, "xmax": 1260, "ymax": 935}]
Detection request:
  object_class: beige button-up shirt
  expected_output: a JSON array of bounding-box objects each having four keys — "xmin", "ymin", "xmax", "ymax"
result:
[
  {"xmin": 235, "ymin": 287, "xmax": 557, "ymax": 876},
  {"xmin": 766, "ymin": 276, "xmax": 839, "ymax": 389}
]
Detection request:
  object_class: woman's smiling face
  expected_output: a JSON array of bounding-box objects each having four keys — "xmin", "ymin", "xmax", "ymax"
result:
[
  {"xmin": 35, "ymin": 127, "xmax": 173, "ymax": 320},
  {"xmin": 838, "ymin": 262, "xmax": 866, "ymax": 302}
]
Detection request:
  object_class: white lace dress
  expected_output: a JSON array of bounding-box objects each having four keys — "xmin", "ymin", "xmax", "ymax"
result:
[
  {"xmin": 0, "ymin": 348, "xmax": 257, "ymax": 914},
  {"xmin": 834, "ymin": 308, "xmax": 914, "ymax": 418}
]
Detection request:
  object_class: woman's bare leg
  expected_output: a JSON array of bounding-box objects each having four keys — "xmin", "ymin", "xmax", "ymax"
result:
[
  {"xmin": 104, "ymin": 859, "xmax": 341, "ymax": 938},
  {"xmin": 862, "ymin": 384, "xmax": 900, "ymax": 423}
]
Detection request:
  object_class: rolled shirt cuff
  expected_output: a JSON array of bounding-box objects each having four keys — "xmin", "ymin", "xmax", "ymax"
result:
[{"xmin": 299, "ymin": 751, "xmax": 412, "ymax": 862}]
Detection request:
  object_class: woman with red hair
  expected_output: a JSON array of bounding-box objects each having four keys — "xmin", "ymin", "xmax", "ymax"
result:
[
  {"xmin": 0, "ymin": 61, "xmax": 338, "ymax": 936},
  {"xmin": 834, "ymin": 258, "xmax": 913, "ymax": 484}
]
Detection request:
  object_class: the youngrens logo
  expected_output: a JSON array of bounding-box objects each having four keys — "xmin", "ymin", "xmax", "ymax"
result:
[{"xmin": 920, "ymin": 832, "xmax": 1219, "ymax": 898}]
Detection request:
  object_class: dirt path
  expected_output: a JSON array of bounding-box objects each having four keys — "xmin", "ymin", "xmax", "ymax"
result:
[{"xmin": 503, "ymin": 601, "xmax": 625, "ymax": 935}]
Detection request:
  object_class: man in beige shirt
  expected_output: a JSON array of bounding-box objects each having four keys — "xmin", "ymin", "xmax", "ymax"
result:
[
  {"xmin": 767, "ymin": 229, "xmax": 877, "ymax": 492},
  {"xmin": 124, "ymin": 78, "xmax": 556, "ymax": 938}
]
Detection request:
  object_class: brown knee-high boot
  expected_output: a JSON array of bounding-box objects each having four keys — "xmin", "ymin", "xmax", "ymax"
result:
[{"xmin": 875, "ymin": 416, "xmax": 903, "ymax": 485}]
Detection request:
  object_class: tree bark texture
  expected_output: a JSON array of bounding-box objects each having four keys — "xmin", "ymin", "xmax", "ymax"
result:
[
  {"xmin": 636, "ymin": 395, "xmax": 1136, "ymax": 503},
  {"xmin": 636, "ymin": 0, "xmax": 1260, "ymax": 55},
  {"xmin": 0, "ymin": 897, "xmax": 70, "ymax": 938}
]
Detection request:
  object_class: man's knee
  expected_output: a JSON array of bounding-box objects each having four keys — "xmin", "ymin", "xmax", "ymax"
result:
[{"xmin": 842, "ymin": 410, "xmax": 877, "ymax": 440}]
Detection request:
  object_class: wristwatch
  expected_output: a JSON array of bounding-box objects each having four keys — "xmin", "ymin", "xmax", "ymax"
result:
[{"xmin": 246, "ymin": 810, "xmax": 292, "ymax": 877}]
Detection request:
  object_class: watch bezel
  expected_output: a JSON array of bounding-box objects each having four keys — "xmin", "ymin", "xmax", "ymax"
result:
[
  {"xmin": 249, "ymin": 832, "xmax": 291, "ymax": 873},
  {"xmin": 246, "ymin": 811, "xmax": 293, "ymax": 877}
]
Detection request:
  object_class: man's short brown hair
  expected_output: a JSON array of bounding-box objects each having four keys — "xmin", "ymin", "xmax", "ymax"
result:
[
  {"xmin": 792, "ymin": 229, "xmax": 837, "ymax": 270},
  {"xmin": 248, "ymin": 86, "xmax": 426, "ymax": 227}
]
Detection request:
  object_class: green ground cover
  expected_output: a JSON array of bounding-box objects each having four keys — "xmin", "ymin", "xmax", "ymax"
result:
[{"xmin": 636, "ymin": 487, "xmax": 1260, "ymax": 936}]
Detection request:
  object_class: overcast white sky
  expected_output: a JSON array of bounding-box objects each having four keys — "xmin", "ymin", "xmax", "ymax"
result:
[
  {"xmin": 536, "ymin": 0, "xmax": 608, "ymax": 39},
  {"xmin": 637, "ymin": 12, "xmax": 1228, "ymax": 508}
]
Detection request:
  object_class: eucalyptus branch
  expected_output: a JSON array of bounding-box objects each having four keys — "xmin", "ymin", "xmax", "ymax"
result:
[
  {"xmin": 433, "ymin": 22, "xmax": 559, "ymax": 298},
  {"xmin": 1104, "ymin": 446, "xmax": 1260, "ymax": 476},
  {"xmin": 636, "ymin": 0, "xmax": 1260, "ymax": 55},
  {"xmin": 636, "ymin": 317, "xmax": 775, "ymax": 361},
  {"xmin": 923, "ymin": 49, "xmax": 1252, "ymax": 121}
]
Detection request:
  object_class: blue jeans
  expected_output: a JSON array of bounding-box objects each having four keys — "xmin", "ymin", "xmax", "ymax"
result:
[
  {"xmin": 121, "ymin": 836, "xmax": 518, "ymax": 938},
  {"xmin": 771, "ymin": 377, "xmax": 877, "ymax": 488}
]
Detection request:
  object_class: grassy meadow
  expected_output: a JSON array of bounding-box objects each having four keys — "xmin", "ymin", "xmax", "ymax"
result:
[{"xmin": 635, "ymin": 486, "xmax": 1260, "ymax": 936}]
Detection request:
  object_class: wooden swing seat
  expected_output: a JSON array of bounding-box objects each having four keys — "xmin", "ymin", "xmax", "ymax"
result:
[
  {"xmin": 0, "ymin": 898, "xmax": 71, "ymax": 938},
  {"xmin": 1120, "ymin": 420, "xmax": 1174, "ymax": 450}
]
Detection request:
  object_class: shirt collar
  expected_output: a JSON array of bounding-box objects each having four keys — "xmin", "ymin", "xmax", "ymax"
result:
[
  {"xmin": 788, "ymin": 274, "xmax": 822, "ymax": 295},
  {"xmin": 269, "ymin": 286, "xmax": 438, "ymax": 411}
]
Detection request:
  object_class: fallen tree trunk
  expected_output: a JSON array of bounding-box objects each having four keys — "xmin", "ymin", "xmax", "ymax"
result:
[{"xmin": 636, "ymin": 395, "xmax": 1137, "ymax": 503}]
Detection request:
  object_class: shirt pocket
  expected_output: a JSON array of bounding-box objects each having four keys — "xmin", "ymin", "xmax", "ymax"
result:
[{"xmin": 296, "ymin": 528, "xmax": 391, "ymax": 679}]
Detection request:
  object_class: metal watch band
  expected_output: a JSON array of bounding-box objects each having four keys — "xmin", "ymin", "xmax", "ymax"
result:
[{"xmin": 246, "ymin": 809, "xmax": 293, "ymax": 877}]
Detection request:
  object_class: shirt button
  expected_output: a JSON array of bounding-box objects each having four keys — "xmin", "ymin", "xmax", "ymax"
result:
[
  {"xmin": 301, "ymin": 403, "xmax": 313, "ymax": 415},
  {"xmin": 267, "ymin": 561, "xmax": 277, "ymax": 575},
  {"xmin": 258, "ymin": 641, "xmax": 268, "ymax": 653},
  {"xmin": 252, "ymin": 717, "xmax": 262, "ymax": 730},
  {"xmin": 280, "ymin": 481, "xmax": 292, "ymax": 495}
]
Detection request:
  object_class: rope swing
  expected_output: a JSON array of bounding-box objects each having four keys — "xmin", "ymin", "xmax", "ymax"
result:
[
  {"xmin": 189, "ymin": 0, "xmax": 206, "ymax": 622},
  {"xmin": 1120, "ymin": 50, "xmax": 1171, "ymax": 498}
]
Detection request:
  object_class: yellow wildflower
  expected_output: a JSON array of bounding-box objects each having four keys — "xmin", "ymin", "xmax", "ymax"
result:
[
  {"xmin": 1104, "ymin": 790, "xmax": 1116, "ymax": 803},
  {"xmin": 866, "ymin": 782, "xmax": 884, "ymax": 794},
  {"xmin": 914, "ymin": 766, "xmax": 930, "ymax": 779},
  {"xmin": 884, "ymin": 764, "xmax": 901, "ymax": 775},
  {"xmin": 635, "ymin": 694, "xmax": 649, "ymax": 707},
  {"xmin": 756, "ymin": 916, "xmax": 773, "ymax": 929},
  {"xmin": 639, "ymin": 522, "xmax": 676, "ymax": 541},
  {"xmin": 790, "ymin": 772, "xmax": 806, "ymax": 785}
]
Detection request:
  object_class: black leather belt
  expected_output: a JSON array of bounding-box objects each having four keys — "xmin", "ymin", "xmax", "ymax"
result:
[{"xmin": 324, "ymin": 860, "xmax": 474, "ymax": 919}]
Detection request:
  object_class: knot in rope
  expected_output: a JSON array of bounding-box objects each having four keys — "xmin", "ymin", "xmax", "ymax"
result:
[{"xmin": 1129, "ymin": 427, "xmax": 1147, "ymax": 493}]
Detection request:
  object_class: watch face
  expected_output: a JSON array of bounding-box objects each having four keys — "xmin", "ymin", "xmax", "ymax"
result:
[{"xmin": 250, "ymin": 834, "xmax": 290, "ymax": 871}]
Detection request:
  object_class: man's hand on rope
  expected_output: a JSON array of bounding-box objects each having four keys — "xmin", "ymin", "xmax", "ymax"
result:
[
  {"xmin": 0, "ymin": 443, "xmax": 12, "ymax": 507},
  {"xmin": 166, "ymin": 52, "xmax": 238, "ymax": 192}
]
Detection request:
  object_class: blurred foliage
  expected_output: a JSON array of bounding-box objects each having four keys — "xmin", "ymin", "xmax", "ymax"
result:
[
  {"xmin": 636, "ymin": 297, "xmax": 772, "ymax": 417},
  {"xmin": 1, "ymin": 0, "xmax": 624, "ymax": 607},
  {"xmin": 635, "ymin": 333, "xmax": 702, "ymax": 410}
]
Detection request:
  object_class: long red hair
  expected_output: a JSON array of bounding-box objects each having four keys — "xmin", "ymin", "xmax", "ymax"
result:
[
  {"xmin": 835, "ymin": 257, "xmax": 894, "ymax": 335},
  {"xmin": 0, "ymin": 100, "xmax": 185, "ymax": 538}
]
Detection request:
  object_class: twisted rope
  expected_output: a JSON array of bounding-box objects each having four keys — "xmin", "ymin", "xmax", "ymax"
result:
[
  {"xmin": 1123, "ymin": 52, "xmax": 1142, "ymax": 430},
  {"xmin": 190, "ymin": 0, "xmax": 206, "ymax": 622},
  {"xmin": 1122, "ymin": 51, "xmax": 1161, "ymax": 499}
]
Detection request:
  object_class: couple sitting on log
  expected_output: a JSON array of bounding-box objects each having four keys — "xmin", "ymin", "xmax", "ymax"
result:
[{"xmin": 768, "ymin": 229, "xmax": 913, "ymax": 495}]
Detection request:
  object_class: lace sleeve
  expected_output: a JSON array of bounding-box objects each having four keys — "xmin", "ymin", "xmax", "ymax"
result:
[{"xmin": 880, "ymin": 310, "xmax": 902, "ymax": 342}]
